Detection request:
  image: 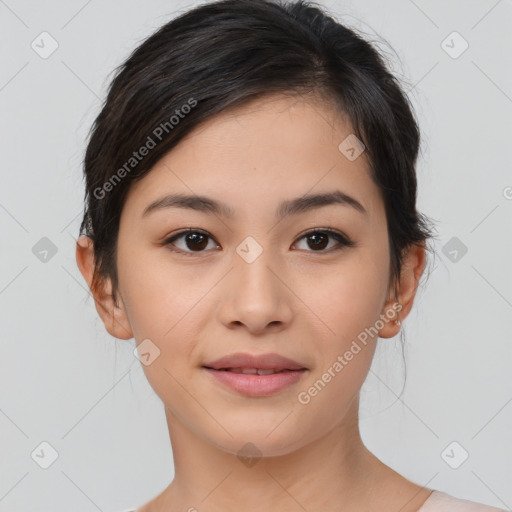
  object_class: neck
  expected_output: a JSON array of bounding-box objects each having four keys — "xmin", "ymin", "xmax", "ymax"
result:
[{"xmin": 150, "ymin": 397, "xmax": 402, "ymax": 512}]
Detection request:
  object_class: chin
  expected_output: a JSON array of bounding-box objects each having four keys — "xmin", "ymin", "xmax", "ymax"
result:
[{"xmin": 208, "ymin": 426, "xmax": 309, "ymax": 460}]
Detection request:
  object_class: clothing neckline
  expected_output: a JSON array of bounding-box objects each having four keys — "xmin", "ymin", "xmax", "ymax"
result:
[
  {"xmin": 416, "ymin": 489, "xmax": 437, "ymax": 511},
  {"xmin": 127, "ymin": 490, "xmax": 439, "ymax": 512}
]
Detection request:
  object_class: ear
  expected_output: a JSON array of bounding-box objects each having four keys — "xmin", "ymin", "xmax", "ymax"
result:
[
  {"xmin": 378, "ymin": 242, "xmax": 426, "ymax": 339},
  {"xmin": 75, "ymin": 235, "xmax": 133, "ymax": 340}
]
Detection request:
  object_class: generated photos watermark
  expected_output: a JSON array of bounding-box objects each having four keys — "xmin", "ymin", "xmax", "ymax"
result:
[
  {"xmin": 297, "ymin": 301, "xmax": 402, "ymax": 405},
  {"xmin": 93, "ymin": 97, "xmax": 198, "ymax": 200}
]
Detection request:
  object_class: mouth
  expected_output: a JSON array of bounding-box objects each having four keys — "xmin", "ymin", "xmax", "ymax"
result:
[{"xmin": 201, "ymin": 352, "xmax": 308, "ymax": 397}]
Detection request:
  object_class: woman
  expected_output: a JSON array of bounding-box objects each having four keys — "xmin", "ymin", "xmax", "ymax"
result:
[{"xmin": 75, "ymin": 0, "xmax": 508, "ymax": 510}]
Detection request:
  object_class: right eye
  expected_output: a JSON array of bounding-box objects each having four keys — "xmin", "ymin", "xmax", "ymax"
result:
[{"xmin": 163, "ymin": 229, "xmax": 220, "ymax": 256}]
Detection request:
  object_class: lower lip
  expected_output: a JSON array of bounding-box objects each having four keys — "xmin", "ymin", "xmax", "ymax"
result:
[{"xmin": 202, "ymin": 367, "xmax": 307, "ymax": 397}]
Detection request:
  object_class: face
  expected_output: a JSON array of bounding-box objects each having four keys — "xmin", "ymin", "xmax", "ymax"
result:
[{"xmin": 96, "ymin": 93, "xmax": 403, "ymax": 457}]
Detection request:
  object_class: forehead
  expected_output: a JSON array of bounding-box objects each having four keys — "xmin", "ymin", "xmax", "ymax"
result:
[{"xmin": 122, "ymin": 93, "xmax": 383, "ymax": 223}]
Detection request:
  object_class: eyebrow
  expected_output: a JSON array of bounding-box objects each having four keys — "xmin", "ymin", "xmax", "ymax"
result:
[{"xmin": 142, "ymin": 190, "xmax": 367, "ymax": 219}]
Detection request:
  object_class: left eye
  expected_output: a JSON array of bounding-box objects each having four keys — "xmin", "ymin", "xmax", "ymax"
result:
[
  {"xmin": 294, "ymin": 229, "xmax": 354, "ymax": 252},
  {"xmin": 163, "ymin": 228, "xmax": 354, "ymax": 255}
]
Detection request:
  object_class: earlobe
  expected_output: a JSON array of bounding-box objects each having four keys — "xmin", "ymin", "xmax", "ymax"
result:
[
  {"xmin": 378, "ymin": 242, "xmax": 426, "ymax": 339},
  {"xmin": 378, "ymin": 298, "xmax": 402, "ymax": 339},
  {"xmin": 75, "ymin": 235, "xmax": 134, "ymax": 340}
]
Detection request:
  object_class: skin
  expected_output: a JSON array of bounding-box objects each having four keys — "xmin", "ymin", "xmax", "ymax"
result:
[{"xmin": 76, "ymin": 93, "xmax": 430, "ymax": 512}]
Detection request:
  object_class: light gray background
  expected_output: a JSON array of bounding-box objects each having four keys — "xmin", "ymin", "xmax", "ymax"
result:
[{"xmin": 1, "ymin": 0, "xmax": 511, "ymax": 511}]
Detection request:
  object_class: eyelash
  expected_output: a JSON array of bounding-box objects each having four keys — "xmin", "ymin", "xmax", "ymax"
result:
[{"xmin": 162, "ymin": 227, "xmax": 356, "ymax": 257}]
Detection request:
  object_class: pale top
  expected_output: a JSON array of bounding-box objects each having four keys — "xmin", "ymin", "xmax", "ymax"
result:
[
  {"xmin": 417, "ymin": 490, "xmax": 508, "ymax": 511},
  {"xmin": 120, "ymin": 490, "xmax": 510, "ymax": 512}
]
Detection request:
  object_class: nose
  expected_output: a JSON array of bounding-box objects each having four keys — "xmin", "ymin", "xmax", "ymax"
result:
[{"xmin": 217, "ymin": 248, "xmax": 293, "ymax": 335}]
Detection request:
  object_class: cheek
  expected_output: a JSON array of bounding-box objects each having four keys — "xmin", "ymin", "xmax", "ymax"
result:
[
  {"xmin": 295, "ymin": 254, "xmax": 388, "ymax": 403},
  {"xmin": 117, "ymin": 250, "xmax": 197, "ymax": 339},
  {"xmin": 301, "ymin": 253, "xmax": 389, "ymax": 344},
  {"xmin": 294, "ymin": 265, "xmax": 386, "ymax": 427},
  {"xmin": 117, "ymin": 252, "xmax": 207, "ymax": 376}
]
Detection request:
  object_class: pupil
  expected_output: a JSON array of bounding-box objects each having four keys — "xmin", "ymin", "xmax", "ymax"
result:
[
  {"xmin": 187, "ymin": 233, "xmax": 207, "ymax": 250},
  {"xmin": 309, "ymin": 233, "xmax": 327, "ymax": 250}
]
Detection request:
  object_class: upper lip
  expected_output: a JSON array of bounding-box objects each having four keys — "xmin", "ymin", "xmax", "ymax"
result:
[{"xmin": 203, "ymin": 352, "xmax": 307, "ymax": 371}]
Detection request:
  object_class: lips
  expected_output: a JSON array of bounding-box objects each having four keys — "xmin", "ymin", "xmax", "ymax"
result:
[{"xmin": 202, "ymin": 352, "xmax": 307, "ymax": 372}]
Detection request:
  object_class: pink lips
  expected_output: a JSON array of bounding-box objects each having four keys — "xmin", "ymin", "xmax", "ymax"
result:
[
  {"xmin": 202, "ymin": 352, "xmax": 308, "ymax": 397},
  {"xmin": 203, "ymin": 367, "xmax": 307, "ymax": 397}
]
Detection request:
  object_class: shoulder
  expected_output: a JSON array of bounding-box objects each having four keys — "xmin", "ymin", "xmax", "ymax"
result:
[{"xmin": 420, "ymin": 490, "xmax": 509, "ymax": 512}]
